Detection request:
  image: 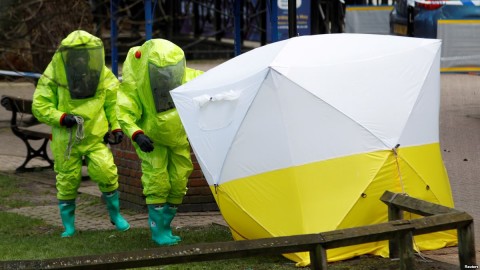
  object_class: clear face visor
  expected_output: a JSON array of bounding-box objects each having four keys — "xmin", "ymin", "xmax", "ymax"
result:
[
  {"xmin": 148, "ymin": 59, "xmax": 185, "ymax": 112},
  {"xmin": 62, "ymin": 47, "xmax": 103, "ymax": 99}
]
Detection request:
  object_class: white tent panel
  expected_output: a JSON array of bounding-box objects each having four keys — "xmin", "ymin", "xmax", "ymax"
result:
[
  {"xmin": 173, "ymin": 33, "xmax": 442, "ymax": 184},
  {"xmin": 272, "ymin": 36, "xmax": 440, "ymax": 148},
  {"xmin": 399, "ymin": 48, "xmax": 441, "ymax": 146},
  {"xmin": 172, "ymin": 70, "xmax": 268, "ymax": 184},
  {"xmin": 219, "ymin": 71, "xmax": 294, "ymax": 184},
  {"xmin": 270, "ymin": 34, "xmax": 439, "ymax": 69},
  {"xmin": 220, "ymin": 70, "xmax": 385, "ymax": 183}
]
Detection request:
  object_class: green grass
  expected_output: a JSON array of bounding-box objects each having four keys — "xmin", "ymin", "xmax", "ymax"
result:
[
  {"xmin": 0, "ymin": 211, "xmax": 235, "ymax": 259},
  {"xmin": 0, "ymin": 211, "xmax": 301, "ymax": 269},
  {"xmin": 0, "ymin": 174, "xmax": 33, "ymax": 209},
  {"xmin": 0, "ymin": 174, "xmax": 455, "ymax": 269}
]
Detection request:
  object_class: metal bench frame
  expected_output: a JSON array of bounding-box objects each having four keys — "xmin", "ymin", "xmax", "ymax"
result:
[{"xmin": 1, "ymin": 95, "xmax": 53, "ymax": 172}]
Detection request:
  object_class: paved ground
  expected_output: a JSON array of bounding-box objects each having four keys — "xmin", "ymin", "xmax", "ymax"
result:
[
  {"xmin": 1, "ymin": 169, "xmax": 228, "ymax": 231},
  {"xmin": 1, "ymin": 61, "xmax": 479, "ymax": 267}
]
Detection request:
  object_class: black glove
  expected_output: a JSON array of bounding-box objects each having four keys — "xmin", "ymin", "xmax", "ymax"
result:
[
  {"xmin": 134, "ymin": 133, "xmax": 154, "ymax": 152},
  {"xmin": 112, "ymin": 130, "xmax": 124, "ymax": 145},
  {"xmin": 61, "ymin": 114, "xmax": 77, "ymax": 128},
  {"xmin": 103, "ymin": 130, "xmax": 124, "ymax": 145}
]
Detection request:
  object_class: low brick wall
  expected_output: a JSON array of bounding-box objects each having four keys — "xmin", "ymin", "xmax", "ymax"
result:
[{"xmin": 111, "ymin": 139, "xmax": 219, "ymax": 213}]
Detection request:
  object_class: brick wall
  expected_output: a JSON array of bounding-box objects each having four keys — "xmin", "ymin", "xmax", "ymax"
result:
[{"xmin": 110, "ymin": 139, "xmax": 219, "ymax": 213}]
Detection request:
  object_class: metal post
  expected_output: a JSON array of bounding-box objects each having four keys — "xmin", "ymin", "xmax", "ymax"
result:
[
  {"xmin": 145, "ymin": 0, "xmax": 153, "ymax": 40},
  {"xmin": 259, "ymin": 0, "xmax": 267, "ymax": 45},
  {"xmin": 311, "ymin": 0, "xmax": 320, "ymax": 34},
  {"xmin": 110, "ymin": 0, "xmax": 118, "ymax": 77},
  {"xmin": 166, "ymin": 0, "xmax": 173, "ymax": 39},
  {"xmin": 269, "ymin": 0, "xmax": 278, "ymax": 42},
  {"xmin": 215, "ymin": 0, "xmax": 223, "ymax": 41},
  {"xmin": 234, "ymin": 0, "xmax": 243, "ymax": 56},
  {"xmin": 288, "ymin": 0, "xmax": 297, "ymax": 37},
  {"xmin": 193, "ymin": 1, "xmax": 200, "ymax": 38}
]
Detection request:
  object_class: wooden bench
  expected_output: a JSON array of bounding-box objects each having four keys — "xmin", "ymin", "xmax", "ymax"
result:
[{"xmin": 0, "ymin": 95, "xmax": 54, "ymax": 172}]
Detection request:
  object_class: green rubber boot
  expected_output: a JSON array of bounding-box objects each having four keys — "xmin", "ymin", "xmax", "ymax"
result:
[
  {"xmin": 162, "ymin": 204, "xmax": 181, "ymax": 241},
  {"xmin": 148, "ymin": 205, "xmax": 178, "ymax": 246},
  {"xmin": 103, "ymin": 191, "xmax": 130, "ymax": 231},
  {"xmin": 58, "ymin": 200, "xmax": 76, "ymax": 238}
]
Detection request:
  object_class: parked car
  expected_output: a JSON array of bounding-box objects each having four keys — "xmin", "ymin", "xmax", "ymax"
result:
[{"xmin": 389, "ymin": 0, "xmax": 480, "ymax": 38}]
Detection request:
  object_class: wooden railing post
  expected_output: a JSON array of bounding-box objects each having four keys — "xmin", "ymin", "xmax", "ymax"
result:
[
  {"xmin": 309, "ymin": 244, "xmax": 328, "ymax": 270},
  {"xmin": 386, "ymin": 195, "xmax": 404, "ymax": 259},
  {"xmin": 397, "ymin": 230, "xmax": 414, "ymax": 270},
  {"xmin": 458, "ymin": 221, "xmax": 477, "ymax": 269}
]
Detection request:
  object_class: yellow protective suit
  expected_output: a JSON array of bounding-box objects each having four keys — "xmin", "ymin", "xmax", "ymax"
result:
[
  {"xmin": 32, "ymin": 30, "xmax": 121, "ymax": 200},
  {"xmin": 118, "ymin": 39, "xmax": 203, "ymax": 205}
]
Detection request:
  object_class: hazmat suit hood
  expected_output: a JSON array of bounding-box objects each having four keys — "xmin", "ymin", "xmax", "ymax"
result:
[
  {"xmin": 118, "ymin": 39, "xmax": 203, "ymax": 147},
  {"xmin": 148, "ymin": 57, "xmax": 185, "ymax": 112},
  {"xmin": 59, "ymin": 30, "xmax": 104, "ymax": 99},
  {"xmin": 126, "ymin": 39, "xmax": 186, "ymax": 114},
  {"xmin": 32, "ymin": 29, "xmax": 120, "ymax": 154}
]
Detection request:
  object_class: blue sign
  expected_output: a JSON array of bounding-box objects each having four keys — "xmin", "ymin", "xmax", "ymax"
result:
[{"xmin": 270, "ymin": 0, "xmax": 311, "ymax": 41}]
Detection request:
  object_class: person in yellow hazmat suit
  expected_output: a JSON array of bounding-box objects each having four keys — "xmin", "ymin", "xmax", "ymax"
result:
[
  {"xmin": 32, "ymin": 30, "xmax": 130, "ymax": 237},
  {"xmin": 117, "ymin": 39, "xmax": 203, "ymax": 246}
]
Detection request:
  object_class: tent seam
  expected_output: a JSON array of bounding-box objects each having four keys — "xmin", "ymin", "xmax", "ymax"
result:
[{"xmin": 217, "ymin": 68, "xmax": 271, "ymax": 184}]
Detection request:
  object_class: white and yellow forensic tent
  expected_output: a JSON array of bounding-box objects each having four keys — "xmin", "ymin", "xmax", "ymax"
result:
[{"xmin": 171, "ymin": 33, "xmax": 457, "ymax": 266}]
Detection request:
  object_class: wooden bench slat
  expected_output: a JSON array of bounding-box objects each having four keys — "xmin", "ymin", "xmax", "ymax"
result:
[
  {"xmin": 1, "ymin": 95, "xmax": 34, "ymax": 114},
  {"xmin": 19, "ymin": 124, "xmax": 52, "ymax": 139}
]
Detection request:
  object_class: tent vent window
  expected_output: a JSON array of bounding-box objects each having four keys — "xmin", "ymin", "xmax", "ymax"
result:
[{"xmin": 193, "ymin": 90, "xmax": 240, "ymax": 130}]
